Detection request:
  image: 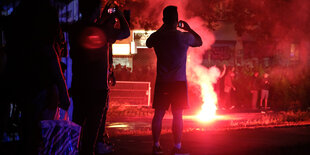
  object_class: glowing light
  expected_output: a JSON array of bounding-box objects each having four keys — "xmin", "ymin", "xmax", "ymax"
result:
[
  {"xmin": 196, "ymin": 82, "xmax": 218, "ymax": 122},
  {"xmin": 187, "ymin": 62, "xmax": 220, "ymax": 122},
  {"xmin": 80, "ymin": 27, "xmax": 106, "ymax": 49},
  {"xmin": 184, "ymin": 17, "xmax": 218, "ymax": 123},
  {"xmin": 112, "ymin": 44, "xmax": 131, "ymax": 55},
  {"xmin": 132, "ymin": 30, "xmax": 156, "ymax": 48},
  {"xmin": 131, "ymin": 41, "xmax": 137, "ymax": 54},
  {"xmin": 107, "ymin": 123, "xmax": 129, "ymax": 128},
  {"xmin": 189, "ymin": 66, "xmax": 220, "ymax": 122}
]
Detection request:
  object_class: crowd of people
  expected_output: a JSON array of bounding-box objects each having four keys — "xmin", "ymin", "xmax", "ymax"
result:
[
  {"xmin": 112, "ymin": 64, "xmax": 156, "ymax": 82},
  {"xmin": 112, "ymin": 62, "xmax": 273, "ymax": 113},
  {"xmin": 215, "ymin": 65, "xmax": 271, "ymax": 112}
]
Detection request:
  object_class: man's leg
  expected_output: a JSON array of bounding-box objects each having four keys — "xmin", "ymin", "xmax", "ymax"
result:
[
  {"xmin": 97, "ymin": 92, "xmax": 109, "ymax": 142},
  {"xmin": 81, "ymin": 100, "xmax": 105, "ymax": 155},
  {"xmin": 152, "ymin": 108, "xmax": 166, "ymax": 145},
  {"xmin": 72, "ymin": 94, "xmax": 85, "ymax": 127},
  {"xmin": 72, "ymin": 94, "xmax": 87, "ymax": 154},
  {"xmin": 97, "ymin": 107, "xmax": 108, "ymax": 140},
  {"xmin": 264, "ymin": 90, "xmax": 269, "ymax": 108},
  {"xmin": 172, "ymin": 108, "xmax": 183, "ymax": 148},
  {"xmin": 96, "ymin": 93, "xmax": 114, "ymax": 154},
  {"xmin": 259, "ymin": 90, "xmax": 264, "ymax": 108}
]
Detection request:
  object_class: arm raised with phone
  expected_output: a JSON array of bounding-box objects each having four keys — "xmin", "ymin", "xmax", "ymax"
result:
[{"xmin": 178, "ymin": 20, "xmax": 202, "ymax": 47}]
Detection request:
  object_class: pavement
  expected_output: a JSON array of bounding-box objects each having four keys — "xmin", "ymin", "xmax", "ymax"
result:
[
  {"xmin": 104, "ymin": 112, "xmax": 310, "ymax": 155},
  {"xmin": 107, "ymin": 126, "xmax": 310, "ymax": 155}
]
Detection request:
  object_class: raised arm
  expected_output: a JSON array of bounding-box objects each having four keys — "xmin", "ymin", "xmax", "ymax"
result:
[
  {"xmin": 220, "ymin": 64, "xmax": 227, "ymax": 78},
  {"xmin": 114, "ymin": 8, "xmax": 130, "ymax": 40},
  {"xmin": 178, "ymin": 20, "xmax": 202, "ymax": 47}
]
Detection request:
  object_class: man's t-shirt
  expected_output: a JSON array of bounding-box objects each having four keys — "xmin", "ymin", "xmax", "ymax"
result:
[{"xmin": 146, "ymin": 28, "xmax": 196, "ymax": 82}]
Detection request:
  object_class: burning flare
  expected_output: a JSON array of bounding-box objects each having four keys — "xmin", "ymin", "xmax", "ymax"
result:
[
  {"xmin": 188, "ymin": 65, "xmax": 220, "ymax": 122},
  {"xmin": 184, "ymin": 16, "xmax": 218, "ymax": 122},
  {"xmin": 196, "ymin": 80, "xmax": 218, "ymax": 122}
]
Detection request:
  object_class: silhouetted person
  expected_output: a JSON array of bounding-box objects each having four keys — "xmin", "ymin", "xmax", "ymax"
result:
[
  {"xmin": 224, "ymin": 68, "xmax": 236, "ymax": 110},
  {"xmin": 146, "ymin": 6, "xmax": 202, "ymax": 155},
  {"xmin": 69, "ymin": 0, "xmax": 129, "ymax": 154},
  {"xmin": 260, "ymin": 73, "xmax": 270, "ymax": 109},
  {"xmin": 215, "ymin": 64, "xmax": 226, "ymax": 110},
  {"xmin": 2, "ymin": 0, "xmax": 70, "ymax": 154},
  {"xmin": 250, "ymin": 71, "xmax": 260, "ymax": 110}
]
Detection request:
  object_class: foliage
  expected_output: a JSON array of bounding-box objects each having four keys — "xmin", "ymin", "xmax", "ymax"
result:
[{"xmin": 269, "ymin": 67, "xmax": 310, "ymax": 111}]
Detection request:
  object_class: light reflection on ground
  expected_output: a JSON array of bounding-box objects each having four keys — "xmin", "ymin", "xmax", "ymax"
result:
[
  {"xmin": 184, "ymin": 114, "xmax": 228, "ymax": 123},
  {"xmin": 106, "ymin": 113, "xmax": 260, "ymax": 130}
]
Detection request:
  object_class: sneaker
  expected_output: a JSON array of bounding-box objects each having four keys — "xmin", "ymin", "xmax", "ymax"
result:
[
  {"xmin": 96, "ymin": 142, "xmax": 114, "ymax": 154},
  {"xmin": 152, "ymin": 145, "xmax": 164, "ymax": 155},
  {"xmin": 171, "ymin": 147, "xmax": 189, "ymax": 155}
]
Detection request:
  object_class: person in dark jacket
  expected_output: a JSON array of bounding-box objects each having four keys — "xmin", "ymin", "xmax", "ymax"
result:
[
  {"xmin": 250, "ymin": 72, "xmax": 260, "ymax": 110},
  {"xmin": 69, "ymin": 0, "xmax": 129, "ymax": 154},
  {"xmin": 260, "ymin": 73, "xmax": 270, "ymax": 109},
  {"xmin": 2, "ymin": 0, "xmax": 70, "ymax": 153}
]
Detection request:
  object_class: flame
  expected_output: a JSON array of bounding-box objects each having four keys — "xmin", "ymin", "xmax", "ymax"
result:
[
  {"xmin": 183, "ymin": 17, "xmax": 219, "ymax": 123},
  {"xmin": 196, "ymin": 82, "xmax": 218, "ymax": 122},
  {"xmin": 188, "ymin": 65, "xmax": 220, "ymax": 122}
]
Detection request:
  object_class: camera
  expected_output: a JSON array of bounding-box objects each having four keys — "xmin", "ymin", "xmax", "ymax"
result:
[{"xmin": 108, "ymin": 8, "xmax": 116, "ymax": 14}]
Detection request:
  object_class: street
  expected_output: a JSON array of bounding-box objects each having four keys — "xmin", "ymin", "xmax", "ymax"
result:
[
  {"xmin": 105, "ymin": 113, "xmax": 310, "ymax": 155},
  {"xmin": 108, "ymin": 126, "xmax": 310, "ymax": 155}
]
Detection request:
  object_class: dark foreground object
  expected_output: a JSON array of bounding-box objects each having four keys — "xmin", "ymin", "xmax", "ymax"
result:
[
  {"xmin": 107, "ymin": 126, "xmax": 310, "ymax": 155},
  {"xmin": 2, "ymin": 126, "xmax": 310, "ymax": 154}
]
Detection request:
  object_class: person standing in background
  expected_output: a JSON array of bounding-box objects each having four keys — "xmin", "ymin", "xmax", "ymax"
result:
[
  {"xmin": 260, "ymin": 73, "xmax": 270, "ymax": 110},
  {"xmin": 250, "ymin": 71, "xmax": 260, "ymax": 110},
  {"xmin": 224, "ymin": 68, "xmax": 236, "ymax": 110}
]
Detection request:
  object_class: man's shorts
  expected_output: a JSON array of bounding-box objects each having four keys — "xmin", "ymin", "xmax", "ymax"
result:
[{"xmin": 153, "ymin": 81, "xmax": 189, "ymax": 110}]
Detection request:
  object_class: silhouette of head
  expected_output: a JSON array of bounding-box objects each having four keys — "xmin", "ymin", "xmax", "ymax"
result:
[{"xmin": 163, "ymin": 6, "xmax": 178, "ymax": 26}]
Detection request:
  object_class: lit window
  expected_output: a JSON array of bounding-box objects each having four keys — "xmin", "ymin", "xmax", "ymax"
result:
[{"xmin": 112, "ymin": 44, "xmax": 130, "ymax": 55}]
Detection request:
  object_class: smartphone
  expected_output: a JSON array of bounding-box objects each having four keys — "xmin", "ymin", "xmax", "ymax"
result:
[
  {"xmin": 108, "ymin": 8, "xmax": 116, "ymax": 14},
  {"xmin": 178, "ymin": 22, "xmax": 183, "ymax": 28}
]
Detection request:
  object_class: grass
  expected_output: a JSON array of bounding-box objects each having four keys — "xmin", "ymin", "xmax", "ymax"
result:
[{"xmin": 229, "ymin": 110, "xmax": 310, "ymax": 128}]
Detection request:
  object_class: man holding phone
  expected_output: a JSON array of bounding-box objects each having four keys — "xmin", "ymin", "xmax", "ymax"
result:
[
  {"xmin": 146, "ymin": 5, "xmax": 202, "ymax": 155},
  {"xmin": 69, "ymin": 0, "xmax": 130, "ymax": 154}
]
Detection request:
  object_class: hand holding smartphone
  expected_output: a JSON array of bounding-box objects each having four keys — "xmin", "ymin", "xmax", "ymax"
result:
[
  {"xmin": 108, "ymin": 8, "xmax": 116, "ymax": 14},
  {"xmin": 178, "ymin": 20, "xmax": 191, "ymax": 31},
  {"xmin": 178, "ymin": 21, "xmax": 183, "ymax": 28}
]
